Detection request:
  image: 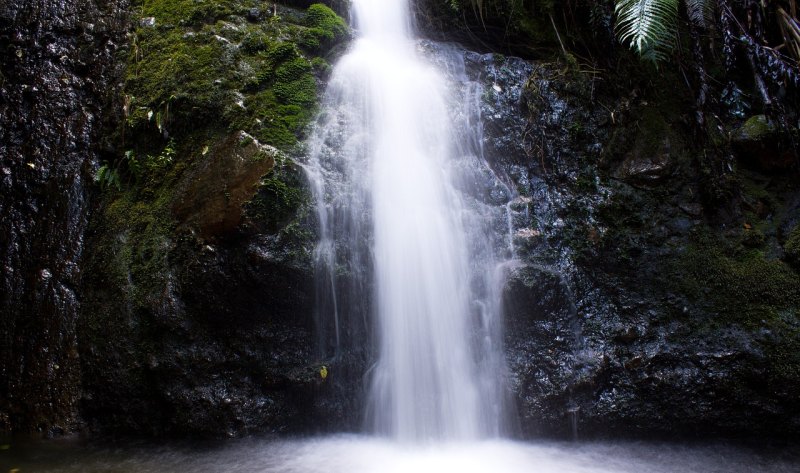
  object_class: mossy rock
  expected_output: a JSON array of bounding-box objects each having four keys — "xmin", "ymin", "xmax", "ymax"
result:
[
  {"xmin": 122, "ymin": 0, "xmax": 347, "ymax": 155},
  {"xmin": 735, "ymin": 115, "xmax": 777, "ymax": 142},
  {"xmin": 733, "ymin": 115, "xmax": 796, "ymax": 171},
  {"xmin": 137, "ymin": 0, "xmax": 239, "ymax": 26},
  {"xmin": 171, "ymin": 131, "xmax": 280, "ymax": 240},
  {"xmin": 669, "ymin": 232, "xmax": 800, "ymax": 326},
  {"xmin": 786, "ymin": 224, "xmax": 800, "ymax": 264}
]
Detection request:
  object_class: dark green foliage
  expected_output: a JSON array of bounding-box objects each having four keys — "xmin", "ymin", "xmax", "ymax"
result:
[
  {"xmin": 684, "ymin": 0, "xmax": 715, "ymax": 29},
  {"xmin": 96, "ymin": 164, "xmax": 122, "ymax": 190},
  {"xmin": 786, "ymin": 225, "xmax": 800, "ymax": 263}
]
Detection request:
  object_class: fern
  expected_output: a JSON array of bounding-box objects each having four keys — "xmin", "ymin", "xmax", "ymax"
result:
[
  {"xmin": 685, "ymin": 0, "xmax": 715, "ymax": 29},
  {"xmin": 96, "ymin": 164, "xmax": 121, "ymax": 190},
  {"xmin": 615, "ymin": 0, "xmax": 679, "ymax": 61}
]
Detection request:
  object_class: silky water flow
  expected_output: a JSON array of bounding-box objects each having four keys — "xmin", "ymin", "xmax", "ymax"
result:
[{"xmin": 303, "ymin": 0, "xmax": 512, "ymax": 442}]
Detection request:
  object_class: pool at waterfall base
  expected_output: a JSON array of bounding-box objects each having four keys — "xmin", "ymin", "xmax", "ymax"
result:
[{"xmin": 4, "ymin": 435, "xmax": 799, "ymax": 472}]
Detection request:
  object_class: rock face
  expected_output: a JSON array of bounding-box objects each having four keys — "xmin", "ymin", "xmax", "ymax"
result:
[
  {"xmin": 0, "ymin": 0, "xmax": 128, "ymax": 435},
  {"xmin": 79, "ymin": 131, "xmax": 322, "ymax": 437},
  {"xmin": 459, "ymin": 50, "xmax": 800, "ymax": 439}
]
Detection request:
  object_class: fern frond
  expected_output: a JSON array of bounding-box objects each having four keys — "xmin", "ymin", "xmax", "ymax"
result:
[
  {"xmin": 685, "ymin": 0, "xmax": 715, "ymax": 29},
  {"xmin": 615, "ymin": 0, "xmax": 679, "ymax": 61}
]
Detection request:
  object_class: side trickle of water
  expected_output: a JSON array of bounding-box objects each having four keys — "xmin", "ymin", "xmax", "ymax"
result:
[{"xmin": 304, "ymin": 0, "xmax": 513, "ymax": 442}]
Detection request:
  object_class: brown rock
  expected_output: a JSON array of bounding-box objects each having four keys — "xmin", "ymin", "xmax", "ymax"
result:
[{"xmin": 172, "ymin": 131, "xmax": 279, "ymax": 239}]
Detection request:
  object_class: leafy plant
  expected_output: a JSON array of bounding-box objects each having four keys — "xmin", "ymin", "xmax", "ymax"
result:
[
  {"xmin": 96, "ymin": 163, "xmax": 122, "ymax": 190},
  {"xmin": 614, "ymin": 0, "xmax": 679, "ymax": 61}
]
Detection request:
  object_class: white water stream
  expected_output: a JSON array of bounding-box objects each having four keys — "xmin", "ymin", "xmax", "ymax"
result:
[{"xmin": 305, "ymin": 0, "xmax": 508, "ymax": 441}]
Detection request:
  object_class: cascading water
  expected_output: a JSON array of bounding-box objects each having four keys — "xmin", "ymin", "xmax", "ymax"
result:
[{"xmin": 305, "ymin": 0, "xmax": 512, "ymax": 442}]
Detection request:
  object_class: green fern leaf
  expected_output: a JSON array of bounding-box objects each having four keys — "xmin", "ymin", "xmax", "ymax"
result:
[
  {"xmin": 615, "ymin": 0, "xmax": 679, "ymax": 61},
  {"xmin": 685, "ymin": 0, "xmax": 715, "ymax": 29}
]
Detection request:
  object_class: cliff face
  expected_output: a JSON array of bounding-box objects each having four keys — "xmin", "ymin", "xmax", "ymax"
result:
[
  {"xmin": 472, "ymin": 57, "xmax": 800, "ymax": 439},
  {"xmin": 2, "ymin": 0, "xmax": 799, "ymax": 441},
  {"xmin": 0, "ymin": 0, "xmax": 129, "ymax": 435}
]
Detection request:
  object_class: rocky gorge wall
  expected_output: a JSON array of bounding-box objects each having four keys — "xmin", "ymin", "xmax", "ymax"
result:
[
  {"xmin": 0, "ymin": 0, "xmax": 129, "ymax": 435},
  {"xmin": 469, "ymin": 54, "xmax": 800, "ymax": 439},
  {"xmin": 1, "ymin": 0, "xmax": 799, "ymax": 441}
]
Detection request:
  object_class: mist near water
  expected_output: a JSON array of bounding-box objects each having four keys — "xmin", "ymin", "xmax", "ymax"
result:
[{"xmin": 6, "ymin": 436, "xmax": 798, "ymax": 473}]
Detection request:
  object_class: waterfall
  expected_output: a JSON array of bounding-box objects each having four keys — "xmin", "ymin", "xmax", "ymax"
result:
[{"xmin": 305, "ymin": 0, "xmax": 510, "ymax": 442}]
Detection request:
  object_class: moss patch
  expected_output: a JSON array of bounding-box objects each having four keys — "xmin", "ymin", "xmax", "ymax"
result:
[
  {"xmin": 139, "ymin": 0, "xmax": 239, "ymax": 26},
  {"xmin": 669, "ymin": 232, "xmax": 800, "ymax": 326},
  {"xmin": 245, "ymin": 158, "xmax": 309, "ymax": 234},
  {"xmin": 300, "ymin": 4, "xmax": 348, "ymax": 52},
  {"xmin": 124, "ymin": 0, "xmax": 348, "ymax": 154},
  {"xmin": 91, "ymin": 0, "xmax": 347, "ymax": 309}
]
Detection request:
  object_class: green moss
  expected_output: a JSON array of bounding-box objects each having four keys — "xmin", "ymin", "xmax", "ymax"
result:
[
  {"xmin": 138, "ymin": 0, "xmax": 238, "ymax": 26},
  {"xmin": 125, "ymin": 27, "xmax": 231, "ymax": 134},
  {"xmin": 97, "ymin": 182, "xmax": 176, "ymax": 309},
  {"xmin": 305, "ymin": 4, "xmax": 348, "ymax": 41},
  {"xmin": 737, "ymin": 114, "xmax": 776, "ymax": 142},
  {"xmin": 122, "ymin": 1, "xmax": 342, "ymax": 157},
  {"xmin": 293, "ymin": 4, "xmax": 348, "ymax": 53},
  {"xmin": 266, "ymin": 42, "xmax": 299, "ymax": 64},
  {"xmin": 245, "ymin": 163, "xmax": 308, "ymax": 233},
  {"xmin": 240, "ymin": 30, "xmax": 271, "ymax": 54},
  {"xmin": 786, "ymin": 225, "xmax": 800, "ymax": 263},
  {"xmin": 767, "ymin": 314, "xmax": 800, "ymax": 383},
  {"xmin": 669, "ymin": 232, "xmax": 800, "ymax": 326},
  {"xmin": 98, "ymin": 0, "xmax": 344, "ymax": 294}
]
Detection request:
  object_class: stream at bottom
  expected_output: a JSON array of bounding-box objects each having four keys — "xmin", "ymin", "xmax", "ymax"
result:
[{"xmin": 3, "ymin": 435, "xmax": 798, "ymax": 473}]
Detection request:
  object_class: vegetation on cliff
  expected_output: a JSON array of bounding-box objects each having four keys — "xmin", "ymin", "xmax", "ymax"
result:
[{"xmin": 79, "ymin": 1, "xmax": 347, "ymax": 437}]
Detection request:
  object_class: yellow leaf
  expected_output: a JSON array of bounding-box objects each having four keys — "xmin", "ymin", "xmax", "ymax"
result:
[{"xmin": 319, "ymin": 365, "xmax": 328, "ymax": 380}]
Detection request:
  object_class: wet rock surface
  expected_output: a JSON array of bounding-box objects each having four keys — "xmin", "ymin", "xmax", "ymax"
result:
[
  {"xmin": 463, "ymin": 50, "xmax": 800, "ymax": 440},
  {"xmin": 0, "ymin": 0, "xmax": 128, "ymax": 435}
]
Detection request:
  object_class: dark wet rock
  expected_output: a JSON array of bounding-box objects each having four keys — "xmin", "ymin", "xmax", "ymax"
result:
[
  {"xmin": 0, "ymin": 0, "xmax": 128, "ymax": 436},
  {"xmin": 614, "ymin": 143, "xmax": 673, "ymax": 185},
  {"xmin": 246, "ymin": 8, "xmax": 261, "ymax": 22},
  {"xmin": 3, "ymin": 0, "xmax": 800, "ymax": 443},
  {"xmin": 467, "ymin": 52, "xmax": 800, "ymax": 440},
  {"xmin": 732, "ymin": 115, "xmax": 796, "ymax": 171},
  {"xmin": 79, "ymin": 160, "xmax": 321, "ymax": 436},
  {"xmin": 74, "ymin": 1, "xmax": 355, "ymax": 439},
  {"xmin": 679, "ymin": 202, "xmax": 703, "ymax": 217},
  {"xmin": 503, "ymin": 264, "xmax": 580, "ymax": 436}
]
